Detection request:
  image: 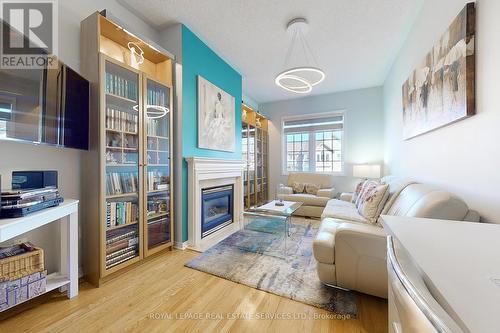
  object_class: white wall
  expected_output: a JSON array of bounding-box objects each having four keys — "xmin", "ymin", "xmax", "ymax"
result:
[
  {"xmin": 383, "ymin": 0, "xmax": 500, "ymax": 222},
  {"xmin": 261, "ymin": 86, "xmax": 385, "ymax": 196},
  {"xmin": 0, "ymin": 0, "xmax": 161, "ymax": 272}
]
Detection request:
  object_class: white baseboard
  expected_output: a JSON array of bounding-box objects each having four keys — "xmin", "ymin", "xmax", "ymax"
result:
[{"xmin": 174, "ymin": 241, "xmax": 188, "ymax": 250}]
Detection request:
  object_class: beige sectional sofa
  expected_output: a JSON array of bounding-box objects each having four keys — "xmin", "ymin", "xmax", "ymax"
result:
[
  {"xmin": 278, "ymin": 172, "xmax": 336, "ymax": 218},
  {"xmin": 313, "ymin": 176, "xmax": 480, "ymax": 298}
]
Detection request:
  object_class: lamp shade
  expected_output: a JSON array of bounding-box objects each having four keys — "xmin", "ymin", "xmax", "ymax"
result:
[{"xmin": 353, "ymin": 164, "xmax": 381, "ymax": 179}]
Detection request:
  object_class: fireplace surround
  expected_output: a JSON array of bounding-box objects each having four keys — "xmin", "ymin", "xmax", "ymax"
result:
[{"xmin": 186, "ymin": 157, "xmax": 246, "ymax": 251}]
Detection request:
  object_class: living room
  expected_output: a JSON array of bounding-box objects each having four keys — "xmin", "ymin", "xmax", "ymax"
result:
[{"xmin": 0, "ymin": 0, "xmax": 498, "ymax": 332}]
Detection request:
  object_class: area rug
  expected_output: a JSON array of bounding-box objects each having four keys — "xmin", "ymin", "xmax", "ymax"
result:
[{"xmin": 185, "ymin": 217, "xmax": 358, "ymax": 317}]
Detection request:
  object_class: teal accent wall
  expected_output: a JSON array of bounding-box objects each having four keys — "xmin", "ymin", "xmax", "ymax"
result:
[{"xmin": 181, "ymin": 25, "xmax": 242, "ymax": 241}]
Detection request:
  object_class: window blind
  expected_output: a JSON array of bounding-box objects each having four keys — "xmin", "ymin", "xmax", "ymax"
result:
[{"xmin": 283, "ymin": 114, "xmax": 343, "ymax": 133}]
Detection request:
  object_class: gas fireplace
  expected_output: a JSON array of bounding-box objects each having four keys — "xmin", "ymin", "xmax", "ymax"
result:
[{"xmin": 201, "ymin": 185, "xmax": 234, "ymax": 238}]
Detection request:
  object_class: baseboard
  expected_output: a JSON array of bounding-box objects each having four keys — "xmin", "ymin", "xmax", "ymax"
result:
[{"xmin": 174, "ymin": 241, "xmax": 188, "ymax": 250}]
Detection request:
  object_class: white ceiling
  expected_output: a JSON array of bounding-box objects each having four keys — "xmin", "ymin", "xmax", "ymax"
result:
[{"xmin": 119, "ymin": 0, "xmax": 423, "ymax": 104}]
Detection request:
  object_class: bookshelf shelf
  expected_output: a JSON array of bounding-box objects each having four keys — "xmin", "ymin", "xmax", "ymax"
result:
[
  {"xmin": 147, "ymin": 164, "xmax": 169, "ymax": 167},
  {"xmin": 147, "ymin": 189, "xmax": 169, "ymax": 194},
  {"xmin": 147, "ymin": 135, "xmax": 169, "ymax": 140},
  {"xmin": 148, "ymin": 150, "xmax": 168, "ymax": 153},
  {"xmin": 82, "ymin": 11, "xmax": 174, "ymax": 286},
  {"xmin": 105, "ymin": 128, "xmax": 138, "ymax": 136},
  {"xmin": 147, "ymin": 212, "xmax": 169, "ymax": 220},
  {"xmin": 105, "ymin": 92, "xmax": 138, "ymax": 105},
  {"xmin": 106, "ymin": 193, "xmax": 138, "ymax": 199},
  {"xmin": 106, "ymin": 163, "xmax": 137, "ymax": 167},
  {"xmin": 106, "ymin": 221, "xmax": 139, "ymax": 232}
]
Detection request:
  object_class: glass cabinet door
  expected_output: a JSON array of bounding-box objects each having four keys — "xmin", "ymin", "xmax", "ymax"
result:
[
  {"xmin": 262, "ymin": 130, "xmax": 268, "ymax": 202},
  {"xmin": 103, "ymin": 59, "xmax": 141, "ymax": 270},
  {"xmin": 248, "ymin": 125, "xmax": 256, "ymax": 207},
  {"xmin": 256, "ymin": 127, "xmax": 263, "ymax": 205},
  {"xmin": 144, "ymin": 77, "xmax": 171, "ymax": 252},
  {"xmin": 242, "ymin": 123, "xmax": 249, "ymax": 209}
]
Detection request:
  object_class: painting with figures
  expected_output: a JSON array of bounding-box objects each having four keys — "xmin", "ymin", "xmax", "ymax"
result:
[
  {"xmin": 198, "ymin": 76, "xmax": 235, "ymax": 152},
  {"xmin": 402, "ymin": 3, "xmax": 475, "ymax": 140}
]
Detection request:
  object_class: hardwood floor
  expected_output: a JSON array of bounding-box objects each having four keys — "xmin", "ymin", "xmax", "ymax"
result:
[{"xmin": 0, "ymin": 249, "xmax": 388, "ymax": 333}]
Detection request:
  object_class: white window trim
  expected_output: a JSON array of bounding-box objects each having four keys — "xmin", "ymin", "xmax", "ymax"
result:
[{"xmin": 281, "ymin": 110, "xmax": 346, "ymax": 176}]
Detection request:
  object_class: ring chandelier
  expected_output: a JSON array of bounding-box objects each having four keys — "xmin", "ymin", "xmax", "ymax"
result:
[
  {"xmin": 132, "ymin": 104, "xmax": 170, "ymax": 119},
  {"xmin": 275, "ymin": 18, "xmax": 325, "ymax": 94}
]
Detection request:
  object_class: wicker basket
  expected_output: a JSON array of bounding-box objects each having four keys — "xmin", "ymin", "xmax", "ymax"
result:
[{"xmin": 0, "ymin": 247, "xmax": 45, "ymax": 282}]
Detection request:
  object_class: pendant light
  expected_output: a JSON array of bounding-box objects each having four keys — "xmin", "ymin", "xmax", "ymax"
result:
[{"xmin": 275, "ymin": 18, "xmax": 325, "ymax": 94}]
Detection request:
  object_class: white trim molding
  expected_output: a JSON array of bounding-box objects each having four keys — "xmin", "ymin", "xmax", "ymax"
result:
[
  {"xmin": 174, "ymin": 241, "xmax": 189, "ymax": 250},
  {"xmin": 185, "ymin": 157, "xmax": 246, "ymax": 252}
]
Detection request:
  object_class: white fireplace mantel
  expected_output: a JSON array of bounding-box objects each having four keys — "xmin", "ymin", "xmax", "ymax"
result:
[{"xmin": 185, "ymin": 157, "xmax": 246, "ymax": 252}]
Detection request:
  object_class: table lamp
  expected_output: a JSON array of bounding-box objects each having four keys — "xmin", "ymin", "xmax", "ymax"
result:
[{"xmin": 352, "ymin": 164, "xmax": 381, "ymax": 179}]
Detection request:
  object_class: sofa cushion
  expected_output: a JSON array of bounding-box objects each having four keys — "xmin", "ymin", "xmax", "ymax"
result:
[
  {"xmin": 316, "ymin": 188, "xmax": 335, "ymax": 199},
  {"xmin": 386, "ymin": 183, "xmax": 469, "ymax": 220},
  {"xmin": 356, "ymin": 183, "xmax": 389, "ymax": 224},
  {"xmin": 380, "ymin": 176, "xmax": 417, "ymax": 215},
  {"xmin": 313, "ymin": 219, "xmax": 340, "ymax": 264},
  {"xmin": 321, "ymin": 199, "xmax": 368, "ymax": 223},
  {"xmin": 281, "ymin": 194, "xmax": 330, "ymax": 207}
]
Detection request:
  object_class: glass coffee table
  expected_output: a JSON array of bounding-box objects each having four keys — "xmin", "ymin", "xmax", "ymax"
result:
[{"xmin": 240, "ymin": 200, "xmax": 303, "ymax": 258}]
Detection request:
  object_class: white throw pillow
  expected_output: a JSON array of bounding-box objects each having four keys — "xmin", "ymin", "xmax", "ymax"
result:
[{"xmin": 356, "ymin": 182, "xmax": 389, "ymax": 224}]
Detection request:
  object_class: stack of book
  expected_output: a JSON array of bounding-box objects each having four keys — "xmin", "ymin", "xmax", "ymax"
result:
[
  {"xmin": 105, "ymin": 73, "xmax": 137, "ymax": 101},
  {"xmin": 147, "ymin": 88, "xmax": 166, "ymax": 106},
  {"xmin": 105, "ymin": 226, "xmax": 138, "ymax": 269},
  {"xmin": 147, "ymin": 171, "xmax": 169, "ymax": 191},
  {"xmin": 106, "ymin": 201, "xmax": 138, "ymax": 228},
  {"xmin": 106, "ymin": 172, "xmax": 138, "ymax": 195},
  {"xmin": 105, "ymin": 107, "xmax": 138, "ymax": 133}
]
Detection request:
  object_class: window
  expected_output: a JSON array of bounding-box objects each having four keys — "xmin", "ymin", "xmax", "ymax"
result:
[
  {"xmin": 285, "ymin": 132, "xmax": 309, "ymax": 172},
  {"xmin": 282, "ymin": 112, "xmax": 344, "ymax": 174}
]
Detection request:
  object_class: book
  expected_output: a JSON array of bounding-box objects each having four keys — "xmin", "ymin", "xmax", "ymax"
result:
[
  {"xmin": 105, "ymin": 72, "xmax": 137, "ymax": 101},
  {"xmin": 105, "ymin": 245, "xmax": 137, "ymax": 260},
  {"xmin": 105, "ymin": 201, "xmax": 138, "ymax": 228},
  {"xmin": 106, "ymin": 229, "xmax": 137, "ymax": 245}
]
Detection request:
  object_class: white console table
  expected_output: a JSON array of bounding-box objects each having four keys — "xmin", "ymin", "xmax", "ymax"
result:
[{"xmin": 0, "ymin": 199, "xmax": 79, "ymax": 300}]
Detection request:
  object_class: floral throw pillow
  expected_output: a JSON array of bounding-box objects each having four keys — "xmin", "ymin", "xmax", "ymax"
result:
[
  {"xmin": 292, "ymin": 182, "xmax": 305, "ymax": 194},
  {"xmin": 352, "ymin": 180, "xmax": 366, "ymax": 203},
  {"xmin": 305, "ymin": 183, "xmax": 321, "ymax": 195},
  {"xmin": 356, "ymin": 182, "xmax": 389, "ymax": 224}
]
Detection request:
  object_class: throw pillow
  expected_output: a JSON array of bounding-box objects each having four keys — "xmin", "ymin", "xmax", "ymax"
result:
[
  {"xmin": 355, "ymin": 180, "xmax": 375, "ymax": 206},
  {"xmin": 291, "ymin": 182, "xmax": 305, "ymax": 194},
  {"xmin": 305, "ymin": 183, "xmax": 321, "ymax": 195},
  {"xmin": 352, "ymin": 180, "xmax": 366, "ymax": 203},
  {"xmin": 356, "ymin": 182, "xmax": 390, "ymax": 224}
]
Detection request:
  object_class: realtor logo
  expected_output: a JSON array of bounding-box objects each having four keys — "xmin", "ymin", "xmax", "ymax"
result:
[{"xmin": 0, "ymin": 0, "xmax": 58, "ymax": 68}]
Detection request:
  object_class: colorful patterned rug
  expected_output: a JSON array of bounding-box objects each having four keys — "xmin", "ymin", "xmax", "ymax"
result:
[{"xmin": 186, "ymin": 217, "xmax": 358, "ymax": 317}]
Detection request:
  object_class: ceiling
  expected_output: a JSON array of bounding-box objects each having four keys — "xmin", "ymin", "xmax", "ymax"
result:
[{"xmin": 119, "ymin": 0, "xmax": 423, "ymax": 104}]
